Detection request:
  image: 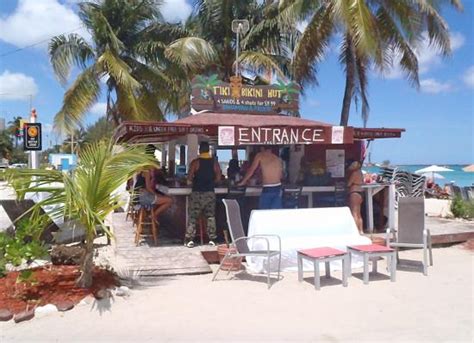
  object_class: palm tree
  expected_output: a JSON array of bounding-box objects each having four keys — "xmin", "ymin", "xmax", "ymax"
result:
[
  {"xmin": 7, "ymin": 116, "xmax": 22, "ymax": 148},
  {"xmin": 6, "ymin": 141, "xmax": 158, "ymax": 287},
  {"xmin": 0, "ymin": 130, "xmax": 13, "ymax": 159},
  {"xmin": 61, "ymin": 127, "xmax": 86, "ymax": 154},
  {"xmin": 49, "ymin": 0, "xmax": 199, "ymax": 132},
  {"xmin": 83, "ymin": 117, "xmax": 114, "ymax": 144},
  {"xmin": 164, "ymin": 0, "xmax": 300, "ymax": 115},
  {"xmin": 280, "ymin": 0, "xmax": 463, "ymax": 126}
]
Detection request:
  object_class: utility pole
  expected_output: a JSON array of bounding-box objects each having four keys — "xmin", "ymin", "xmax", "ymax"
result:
[{"xmin": 29, "ymin": 108, "xmax": 39, "ymax": 169}]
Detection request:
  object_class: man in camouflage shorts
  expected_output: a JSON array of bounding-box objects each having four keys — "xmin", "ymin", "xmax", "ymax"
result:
[
  {"xmin": 185, "ymin": 192, "xmax": 217, "ymax": 245},
  {"xmin": 185, "ymin": 142, "xmax": 221, "ymax": 248}
]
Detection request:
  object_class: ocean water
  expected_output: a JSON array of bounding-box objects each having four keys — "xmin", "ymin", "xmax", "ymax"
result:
[{"xmin": 364, "ymin": 164, "xmax": 474, "ymax": 187}]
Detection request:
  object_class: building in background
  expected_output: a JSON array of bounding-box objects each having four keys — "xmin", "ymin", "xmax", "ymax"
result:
[
  {"xmin": 48, "ymin": 153, "xmax": 77, "ymax": 171},
  {"xmin": 0, "ymin": 118, "xmax": 5, "ymax": 131}
]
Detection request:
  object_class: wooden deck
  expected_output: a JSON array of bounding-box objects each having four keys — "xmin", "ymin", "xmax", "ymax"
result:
[
  {"xmin": 426, "ymin": 217, "xmax": 474, "ymax": 244},
  {"xmin": 111, "ymin": 213, "xmax": 214, "ymax": 277}
]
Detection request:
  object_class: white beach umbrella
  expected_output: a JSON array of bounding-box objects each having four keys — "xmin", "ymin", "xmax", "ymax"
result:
[
  {"xmin": 415, "ymin": 165, "xmax": 453, "ymax": 174},
  {"xmin": 421, "ymin": 172, "xmax": 445, "ymax": 180}
]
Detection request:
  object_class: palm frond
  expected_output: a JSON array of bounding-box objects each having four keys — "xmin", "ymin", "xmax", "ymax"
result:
[
  {"xmin": 238, "ymin": 51, "xmax": 287, "ymax": 80},
  {"xmin": 165, "ymin": 37, "xmax": 217, "ymax": 73},
  {"xmin": 54, "ymin": 66, "xmax": 101, "ymax": 133},
  {"xmin": 291, "ymin": 3, "xmax": 334, "ymax": 86},
  {"xmin": 97, "ymin": 49, "xmax": 141, "ymax": 90},
  {"xmin": 49, "ymin": 33, "xmax": 95, "ymax": 85}
]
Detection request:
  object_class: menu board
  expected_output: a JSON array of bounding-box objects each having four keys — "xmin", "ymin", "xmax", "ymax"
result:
[{"xmin": 326, "ymin": 149, "xmax": 345, "ymax": 178}]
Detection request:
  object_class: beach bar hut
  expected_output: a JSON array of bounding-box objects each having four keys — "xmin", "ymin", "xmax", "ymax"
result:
[{"xmin": 113, "ymin": 75, "xmax": 404, "ymax": 239}]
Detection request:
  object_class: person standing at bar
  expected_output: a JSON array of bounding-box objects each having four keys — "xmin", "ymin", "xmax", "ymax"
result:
[
  {"xmin": 238, "ymin": 146, "xmax": 283, "ymax": 209},
  {"xmin": 184, "ymin": 141, "xmax": 222, "ymax": 248}
]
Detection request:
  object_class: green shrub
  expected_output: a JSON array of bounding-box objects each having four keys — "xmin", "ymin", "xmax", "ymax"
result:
[
  {"xmin": 0, "ymin": 217, "xmax": 49, "ymax": 277},
  {"xmin": 451, "ymin": 196, "xmax": 474, "ymax": 219}
]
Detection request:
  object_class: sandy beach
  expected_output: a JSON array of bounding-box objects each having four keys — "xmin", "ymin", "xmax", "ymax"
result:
[{"xmin": 1, "ymin": 245, "xmax": 472, "ymax": 342}]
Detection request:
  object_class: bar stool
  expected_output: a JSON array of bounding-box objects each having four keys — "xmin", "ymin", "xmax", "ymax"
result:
[{"xmin": 134, "ymin": 206, "xmax": 158, "ymax": 246}]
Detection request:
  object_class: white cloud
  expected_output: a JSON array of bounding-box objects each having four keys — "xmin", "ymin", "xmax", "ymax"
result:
[
  {"xmin": 420, "ymin": 78, "xmax": 452, "ymax": 94},
  {"xmin": 89, "ymin": 102, "xmax": 107, "ymax": 116},
  {"xmin": 382, "ymin": 32, "xmax": 465, "ymax": 79},
  {"xmin": 0, "ymin": 0, "xmax": 88, "ymax": 49},
  {"xmin": 0, "ymin": 70, "xmax": 38, "ymax": 100},
  {"xmin": 161, "ymin": 0, "xmax": 192, "ymax": 23},
  {"xmin": 462, "ymin": 66, "xmax": 474, "ymax": 89}
]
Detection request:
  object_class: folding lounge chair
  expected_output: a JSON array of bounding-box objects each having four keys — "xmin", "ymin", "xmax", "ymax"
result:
[
  {"xmin": 213, "ymin": 199, "xmax": 281, "ymax": 289},
  {"xmin": 386, "ymin": 197, "xmax": 433, "ymax": 275}
]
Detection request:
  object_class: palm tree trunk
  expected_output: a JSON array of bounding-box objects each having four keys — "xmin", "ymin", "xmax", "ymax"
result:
[
  {"xmin": 76, "ymin": 237, "xmax": 94, "ymax": 288},
  {"xmin": 340, "ymin": 35, "xmax": 355, "ymax": 127}
]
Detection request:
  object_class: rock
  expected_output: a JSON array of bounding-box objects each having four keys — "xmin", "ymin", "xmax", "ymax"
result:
[
  {"xmin": 114, "ymin": 286, "xmax": 131, "ymax": 297},
  {"xmin": 0, "ymin": 309, "xmax": 13, "ymax": 321},
  {"xmin": 13, "ymin": 309, "xmax": 35, "ymax": 323},
  {"xmin": 56, "ymin": 300, "xmax": 75, "ymax": 312},
  {"xmin": 93, "ymin": 288, "xmax": 112, "ymax": 300},
  {"xmin": 34, "ymin": 304, "xmax": 58, "ymax": 318},
  {"xmin": 50, "ymin": 245, "xmax": 84, "ymax": 265}
]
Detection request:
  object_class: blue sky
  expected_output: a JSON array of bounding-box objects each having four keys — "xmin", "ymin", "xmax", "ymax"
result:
[{"xmin": 0, "ymin": 0, "xmax": 472, "ymax": 164}]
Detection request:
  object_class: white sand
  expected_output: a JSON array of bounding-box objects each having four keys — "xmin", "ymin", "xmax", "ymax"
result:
[{"xmin": 1, "ymin": 246, "xmax": 472, "ymax": 342}]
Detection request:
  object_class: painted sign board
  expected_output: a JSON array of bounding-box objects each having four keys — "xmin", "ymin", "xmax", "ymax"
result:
[
  {"xmin": 191, "ymin": 74, "xmax": 299, "ymax": 115},
  {"xmin": 218, "ymin": 126, "xmax": 350, "ymax": 146},
  {"xmin": 23, "ymin": 123, "xmax": 42, "ymax": 151}
]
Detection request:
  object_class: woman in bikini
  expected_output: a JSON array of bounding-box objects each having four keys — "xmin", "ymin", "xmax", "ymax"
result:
[{"xmin": 347, "ymin": 160, "xmax": 364, "ymax": 234}]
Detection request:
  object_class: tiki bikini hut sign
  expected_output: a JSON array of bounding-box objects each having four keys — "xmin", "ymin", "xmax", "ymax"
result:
[{"xmin": 191, "ymin": 74, "xmax": 299, "ymax": 115}]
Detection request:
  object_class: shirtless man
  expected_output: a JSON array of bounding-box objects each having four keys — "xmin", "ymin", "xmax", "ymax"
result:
[
  {"xmin": 238, "ymin": 146, "xmax": 283, "ymax": 209},
  {"xmin": 347, "ymin": 160, "xmax": 364, "ymax": 234}
]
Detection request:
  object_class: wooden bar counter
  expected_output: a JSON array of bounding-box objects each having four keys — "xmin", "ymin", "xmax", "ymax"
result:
[{"xmin": 157, "ymin": 184, "xmax": 336, "ymax": 242}]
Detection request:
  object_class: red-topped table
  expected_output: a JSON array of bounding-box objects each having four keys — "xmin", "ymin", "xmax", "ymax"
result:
[
  {"xmin": 297, "ymin": 247, "xmax": 349, "ymax": 290},
  {"xmin": 347, "ymin": 244, "xmax": 396, "ymax": 284}
]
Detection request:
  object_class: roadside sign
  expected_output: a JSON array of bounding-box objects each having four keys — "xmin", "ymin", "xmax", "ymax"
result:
[{"xmin": 23, "ymin": 123, "xmax": 42, "ymax": 151}]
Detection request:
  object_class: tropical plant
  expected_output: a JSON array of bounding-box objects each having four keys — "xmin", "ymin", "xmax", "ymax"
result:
[
  {"xmin": 48, "ymin": 0, "xmax": 200, "ymax": 132},
  {"xmin": 0, "ymin": 216, "xmax": 49, "ymax": 278},
  {"xmin": 83, "ymin": 117, "xmax": 114, "ymax": 144},
  {"xmin": 164, "ymin": 0, "xmax": 300, "ymax": 115},
  {"xmin": 6, "ymin": 141, "xmax": 158, "ymax": 287},
  {"xmin": 0, "ymin": 130, "xmax": 13, "ymax": 159},
  {"xmin": 61, "ymin": 127, "xmax": 86, "ymax": 154},
  {"xmin": 280, "ymin": 0, "xmax": 463, "ymax": 126},
  {"xmin": 7, "ymin": 116, "xmax": 22, "ymax": 148}
]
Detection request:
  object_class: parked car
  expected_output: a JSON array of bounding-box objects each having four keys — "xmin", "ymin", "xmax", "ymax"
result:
[{"xmin": 9, "ymin": 163, "xmax": 28, "ymax": 169}]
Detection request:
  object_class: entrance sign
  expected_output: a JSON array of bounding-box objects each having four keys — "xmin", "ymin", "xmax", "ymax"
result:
[
  {"xmin": 218, "ymin": 126, "xmax": 338, "ymax": 146},
  {"xmin": 23, "ymin": 123, "xmax": 42, "ymax": 151},
  {"xmin": 191, "ymin": 74, "xmax": 299, "ymax": 115}
]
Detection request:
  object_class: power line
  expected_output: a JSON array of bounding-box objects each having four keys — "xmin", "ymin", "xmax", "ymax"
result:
[{"xmin": 0, "ymin": 25, "xmax": 85, "ymax": 58}]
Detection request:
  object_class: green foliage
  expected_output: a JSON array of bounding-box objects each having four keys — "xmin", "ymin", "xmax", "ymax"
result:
[
  {"xmin": 0, "ymin": 217, "xmax": 49, "ymax": 278},
  {"xmin": 6, "ymin": 140, "xmax": 158, "ymax": 286},
  {"xmin": 49, "ymin": 0, "xmax": 180, "ymax": 132},
  {"xmin": 0, "ymin": 130, "xmax": 13, "ymax": 159},
  {"xmin": 451, "ymin": 197, "xmax": 474, "ymax": 219},
  {"xmin": 283, "ymin": 0, "xmax": 462, "ymax": 125},
  {"xmin": 10, "ymin": 148, "xmax": 28, "ymax": 164}
]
